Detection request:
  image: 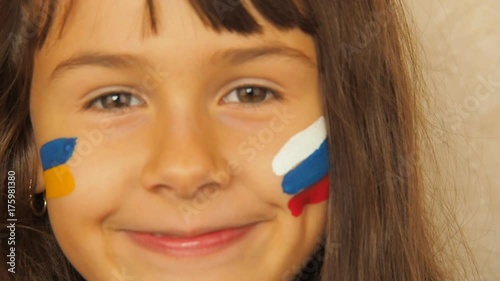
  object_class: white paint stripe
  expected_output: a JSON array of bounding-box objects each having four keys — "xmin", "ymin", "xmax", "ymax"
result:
[{"xmin": 272, "ymin": 116, "xmax": 327, "ymax": 176}]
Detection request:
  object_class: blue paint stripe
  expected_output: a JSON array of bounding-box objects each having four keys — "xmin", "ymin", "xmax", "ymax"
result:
[
  {"xmin": 40, "ymin": 138, "xmax": 77, "ymax": 171},
  {"xmin": 282, "ymin": 139, "xmax": 329, "ymax": 195}
]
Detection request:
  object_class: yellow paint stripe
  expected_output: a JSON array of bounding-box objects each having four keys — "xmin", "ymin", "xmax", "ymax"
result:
[{"xmin": 43, "ymin": 165, "xmax": 75, "ymax": 199}]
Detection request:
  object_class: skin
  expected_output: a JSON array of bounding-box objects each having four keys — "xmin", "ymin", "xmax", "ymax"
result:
[{"xmin": 30, "ymin": 1, "xmax": 326, "ymax": 280}]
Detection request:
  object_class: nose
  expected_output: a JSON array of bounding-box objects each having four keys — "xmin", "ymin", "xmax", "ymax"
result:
[{"xmin": 140, "ymin": 111, "xmax": 226, "ymax": 199}]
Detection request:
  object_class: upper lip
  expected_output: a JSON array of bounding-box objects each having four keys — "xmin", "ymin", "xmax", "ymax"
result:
[{"xmin": 123, "ymin": 221, "xmax": 261, "ymax": 238}]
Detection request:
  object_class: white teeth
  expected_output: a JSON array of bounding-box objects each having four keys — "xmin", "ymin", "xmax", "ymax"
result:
[{"xmin": 153, "ymin": 233, "xmax": 163, "ymax": 237}]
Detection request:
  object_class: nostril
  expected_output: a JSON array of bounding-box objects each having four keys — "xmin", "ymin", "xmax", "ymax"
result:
[
  {"xmin": 193, "ymin": 182, "xmax": 224, "ymax": 203},
  {"xmin": 139, "ymin": 121, "xmax": 228, "ymax": 199},
  {"xmin": 140, "ymin": 150, "xmax": 231, "ymax": 200}
]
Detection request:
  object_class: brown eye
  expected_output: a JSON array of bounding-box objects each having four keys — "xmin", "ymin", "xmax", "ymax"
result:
[
  {"xmin": 223, "ymin": 86, "xmax": 279, "ymax": 104},
  {"xmin": 89, "ymin": 92, "xmax": 144, "ymax": 110}
]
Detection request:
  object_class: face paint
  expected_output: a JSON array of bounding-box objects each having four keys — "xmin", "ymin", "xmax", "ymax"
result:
[
  {"xmin": 288, "ymin": 176, "xmax": 329, "ymax": 217},
  {"xmin": 272, "ymin": 117, "xmax": 327, "ymax": 176},
  {"xmin": 272, "ymin": 117, "xmax": 329, "ymax": 217},
  {"xmin": 40, "ymin": 138, "xmax": 77, "ymax": 199},
  {"xmin": 281, "ymin": 140, "xmax": 328, "ymax": 195}
]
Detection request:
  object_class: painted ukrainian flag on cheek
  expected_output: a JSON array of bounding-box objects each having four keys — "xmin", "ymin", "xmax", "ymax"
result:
[
  {"xmin": 272, "ymin": 117, "xmax": 329, "ymax": 217},
  {"xmin": 40, "ymin": 138, "xmax": 77, "ymax": 199}
]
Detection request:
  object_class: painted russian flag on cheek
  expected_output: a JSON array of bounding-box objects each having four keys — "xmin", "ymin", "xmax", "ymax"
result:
[
  {"xmin": 40, "ymin": 138, "xmax": 77, "ymax": 199},
  {"xmin": 272, "ymin": 117, "xmax": 329, "ymax": 217}
]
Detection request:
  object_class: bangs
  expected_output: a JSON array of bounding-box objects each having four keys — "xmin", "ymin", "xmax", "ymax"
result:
[{"xmin": 32, "ymin": 0, "xmax": 317, "ymax": 48}]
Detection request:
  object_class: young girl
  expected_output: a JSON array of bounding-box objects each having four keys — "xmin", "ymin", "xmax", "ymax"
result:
[{"xmin": 0, "ymin": 0, "xmax": 474, "ymax": 280}]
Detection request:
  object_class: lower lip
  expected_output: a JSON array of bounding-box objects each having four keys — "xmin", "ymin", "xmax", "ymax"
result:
[{"xmin": 127, "ymin": 224, "xmax": 256, "ymax": 257}]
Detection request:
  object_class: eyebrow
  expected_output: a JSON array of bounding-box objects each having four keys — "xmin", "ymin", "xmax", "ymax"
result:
[
  {"xmin": 50, "ymin": 53, "xmax": 149, "ymax": 80},
  {"xmin": 50, "ymin": 45, "xmax": 316, "ymax": 80},
  {"xmin": 209, "ymin": 45, "xmax": 316, "ymax": 69}
]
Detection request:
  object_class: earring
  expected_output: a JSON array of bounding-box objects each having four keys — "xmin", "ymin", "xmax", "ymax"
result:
[{"xmin": 29, "ymin": 179, "xmax": 47, "ymax": 216}]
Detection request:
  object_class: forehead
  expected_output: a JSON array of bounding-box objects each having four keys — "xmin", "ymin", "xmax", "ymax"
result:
[
  {"xmin": 43, "ymin": 0, "xmax": 206, "ymax": 51},
  {"xmin": 35, "ymin": 0, "xmax": 316, "ymax": 76},
  {"xmin": 39, "ymin": 0, "xmax": 311, "ymax": 46}
]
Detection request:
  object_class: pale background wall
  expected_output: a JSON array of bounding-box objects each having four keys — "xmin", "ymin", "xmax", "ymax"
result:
[{"xmin": 407, "ymin": 0, "xmax": 499, "ymax": 280}]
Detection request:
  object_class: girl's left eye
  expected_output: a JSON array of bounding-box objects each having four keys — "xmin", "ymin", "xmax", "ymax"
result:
[
  {"xmin": 86, "ymin": 91, "xmax": 144, "ymax": 110},
  {"xmin": 222, "ymin": 86, "xmax": 281, "ymax": 104}
]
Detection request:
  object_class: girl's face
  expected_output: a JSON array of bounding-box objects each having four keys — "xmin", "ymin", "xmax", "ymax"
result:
[{"xmin": 30, "ymin": 1, "xmax": 326, "ymax": 280}]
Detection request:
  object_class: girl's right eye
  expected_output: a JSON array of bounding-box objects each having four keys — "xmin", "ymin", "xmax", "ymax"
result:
[{"xmin": 85, "ymin": 89, "xmax": 145, "ymax": 111}]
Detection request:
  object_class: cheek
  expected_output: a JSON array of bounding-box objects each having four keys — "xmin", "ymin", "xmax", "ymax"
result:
[
  {"xmin": 230, "ymin": 150, "xmax": 289, "ymax": 205},
  {"xmin": 271, "ymin": 116, "xmax": 330, "ymax": 217},
  {"xmin": 41, "ymin": 112, "xmax": 150, "ymax": 204},
  {"xmin": 66, "ymin": 135, "xmax": 144, "ymax": 207},
  {"xmin": 40, "ymin": 138, "xmax": 78, "ymax": 199},
  {"xmin": 47, "ymin": 134, "xmax": 144, "ymax": 273},
  {"xmin": 222, "ymin": 122, "xmax": 298, "ymax": 208},
  {"xmin": 222, "ymin": 115, "xmax": 330, "ymax": 216},
  {"xmin": 47, "ymin": 130, "xmax": 144, "ymax": 225}
]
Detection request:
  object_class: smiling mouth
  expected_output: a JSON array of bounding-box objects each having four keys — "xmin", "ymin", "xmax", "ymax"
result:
[{"xmin": 126, "ymin": 223, "xmax": 258, "ymax": 257}]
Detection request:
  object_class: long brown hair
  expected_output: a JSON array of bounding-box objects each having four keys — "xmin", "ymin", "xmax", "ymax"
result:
[{"xmin": 0, "ymin": 0, "xmax": 472, "ymax": 280}]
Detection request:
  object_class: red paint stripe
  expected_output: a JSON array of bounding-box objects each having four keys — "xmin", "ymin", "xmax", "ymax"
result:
[{"xmin": 288, "ymin": 176, "xmax": 329, "ymax": 217}]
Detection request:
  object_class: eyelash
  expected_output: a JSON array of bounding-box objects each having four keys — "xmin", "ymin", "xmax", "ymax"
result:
[
  {"xmin": 84, "ymin": 85, "xmax": 282, "ymax": 111},
  {"xmin": 84, "ymin": 90, "xmax": 144, "ymax": 111},
  {"xmin": 222, "ymin": 85, "xmax": 282, "ymax": 106}
]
